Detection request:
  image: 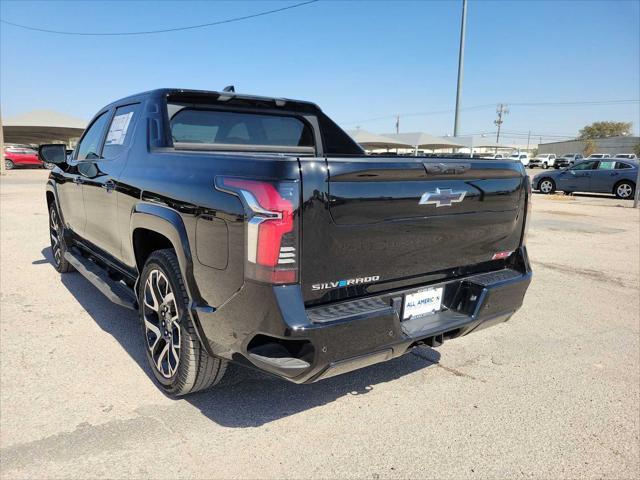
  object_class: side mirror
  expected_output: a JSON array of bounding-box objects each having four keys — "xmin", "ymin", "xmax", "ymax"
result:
[{"xmin": 38, "ymin": 144, "xmax": 68, "ymax": 166}]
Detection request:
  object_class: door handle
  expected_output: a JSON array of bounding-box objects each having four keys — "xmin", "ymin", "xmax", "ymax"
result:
[
  {"xmin": 73, "ymin": 176, "xmax": 85, "ymax": 184},
  {"xmin": 102, "ymin": 180, "xmax": 116, "ymax": 192}
]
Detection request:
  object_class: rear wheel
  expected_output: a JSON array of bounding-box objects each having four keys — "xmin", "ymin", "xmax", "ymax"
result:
[
  {"xmin": 614, "ymin": 181, "xmax": 635, "ymax": 200},
  {"xmin": 48, "ymin": 204, "xmax": 74, "ymax": 273},
  {"xmin": 5, "ymin": 159, "xmax": 14, "ymax": 170},
  {"xmin": 139, "ymin": 249, "xmax": 227, "ymax": 396},
  {"xmin": 542, "ymin": 162, "xmax": 548, "ymax": 169},
  {"xmin": 539, "ymin": 178, "xmax": 556, "ymax": 194}
]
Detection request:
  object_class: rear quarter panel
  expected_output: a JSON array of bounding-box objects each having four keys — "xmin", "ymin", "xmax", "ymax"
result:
[{"xmin": 117, "ymin": 132, "xmax": 301, "ymax": 308}]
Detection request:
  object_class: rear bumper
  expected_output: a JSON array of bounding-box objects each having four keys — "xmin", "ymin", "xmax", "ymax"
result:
[{"xmin": 194, "ymin": 247, "xmax": 532, "ymax": 383}]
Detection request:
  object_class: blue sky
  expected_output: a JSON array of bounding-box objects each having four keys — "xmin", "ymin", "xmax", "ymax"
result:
[{"xmin": 1, "ymin": 0, "xmax": 639, "ymax": 143}]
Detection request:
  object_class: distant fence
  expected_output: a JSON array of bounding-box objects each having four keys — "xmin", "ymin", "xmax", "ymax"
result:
[{"xmin": 538, "ymin": 136, "xmax": 639, "ymax": 156}]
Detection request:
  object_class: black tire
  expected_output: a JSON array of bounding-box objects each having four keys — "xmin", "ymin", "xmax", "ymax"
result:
[
  {"xmin": 614, "ymin": 180, "xmax": 635, "ymax": 200},
  {"xmin": 48, "ymin": 204, "xmax": 74, "ymax": 273},
  {"xmin": 138, "ymin": 249, "xmax": 227, "ymax": 396},
  {"xmin": 5, "ymin": 159, "xmax": 14, "ymax": 170},
  {"xmin": 43, "ymin": 162, "xmax": 55, "ymax": 170},
  {"xmin": 542, "ymin": 162, "xmax": 548, "ymax": 169},
  {"xmin": 528, "ymin": 164, "xmax": 535, "ymax": 169},
  {"xmin": 538, "ymin": 178, "xmax": 556, "ymax": 194}
]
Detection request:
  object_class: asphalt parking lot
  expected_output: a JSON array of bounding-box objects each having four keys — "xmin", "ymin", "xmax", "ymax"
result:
[{"xmin": 1, "ymin": 169, "xmax": 638, "ymax": 479}]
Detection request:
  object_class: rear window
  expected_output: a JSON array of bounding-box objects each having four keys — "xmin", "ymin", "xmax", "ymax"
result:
[
  {"xmin": 169, "ymin": 108, "xmax": 314, "ymax": 148},
  {"xmin": 616, "ymin": 162, "xmax": 633, "ymax": 169}
]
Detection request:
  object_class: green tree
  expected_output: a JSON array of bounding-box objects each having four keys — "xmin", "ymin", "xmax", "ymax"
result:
[
  {"xmin": 578, "ymin": 121, "xmax": 632, "ymax": 140},
  {"xmin": 583, "ymin": 139, "xmax": 597, "ymax": 157}
]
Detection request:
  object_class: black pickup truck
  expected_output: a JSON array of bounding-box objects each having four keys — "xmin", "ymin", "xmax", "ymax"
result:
[{"xmin": 40, "ymin": 88, "xmax": 532, "ymax": 396}]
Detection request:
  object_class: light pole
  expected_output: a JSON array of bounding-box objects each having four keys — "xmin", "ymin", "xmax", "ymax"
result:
[{"xmin": 453, "ymin": 0, "xmax": 467, "ymax": 139}]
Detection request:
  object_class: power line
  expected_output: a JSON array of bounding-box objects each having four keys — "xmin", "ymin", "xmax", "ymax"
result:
[
  {"xmin": 342, "ymin": 99, "xmax": 640, "ymax": 126},
  {"xmin": 0, "ymin": 0, "xmax": 319, "ymax": 36}
]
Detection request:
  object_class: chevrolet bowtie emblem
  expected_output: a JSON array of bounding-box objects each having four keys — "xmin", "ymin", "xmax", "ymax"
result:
[{"xmin": 419, "ymin": 188, "xmax": 466, "ymax": 207}]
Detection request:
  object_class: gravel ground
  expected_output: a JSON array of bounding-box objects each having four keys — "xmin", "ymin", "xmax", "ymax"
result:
[{"xmin": 1, "ymin": 169, "xmax": 639, "ymax": 479}]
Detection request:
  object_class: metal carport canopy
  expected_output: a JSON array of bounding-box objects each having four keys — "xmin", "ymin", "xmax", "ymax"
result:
[
  {"xmin": 346, "ymin": 129, "xmax": 414, "ymax": 150},
  {"xmin": 383, "ymin": 132, "xmax": 464, "ymax": 149},
  {"xmin": 2, "ymin": 110, "xmax": 86, "ymax": 145}
]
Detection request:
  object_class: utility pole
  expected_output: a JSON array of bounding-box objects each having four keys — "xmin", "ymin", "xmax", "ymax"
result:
[
  {"xmin": 526, "ymin": 130, "xmax": 531, "ymax": 153},
  {"xmin": 395, "ymin": 115, "xmax": 400, "ymax": 134},
  {"xmin": 494, "ymin": 103, "xmax": 508, "ymax": 151},
  {"xmin": 453, "ymin": 0, "xmax": 467, "ymax": 138}
]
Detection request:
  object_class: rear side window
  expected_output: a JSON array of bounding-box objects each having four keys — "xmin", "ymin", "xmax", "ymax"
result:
[
  {"xmin": 103, "ymin": 103, "xmax": 140, "ymax": 159},
  {"xmin": 598, "ymin": 161, "xmax": 615, "ymax": 170},
  {"xmin": 616, "ymin": 162, "xmax": 633, "ymax": 169},
  {"xmin": 169, "ymin": 108, "xmax": 314, "ymax": 148}
]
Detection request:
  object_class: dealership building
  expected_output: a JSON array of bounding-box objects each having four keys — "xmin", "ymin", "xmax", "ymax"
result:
[{"xmin": 538, "ymin": 135, "xmax": 640, "ymax": 156}]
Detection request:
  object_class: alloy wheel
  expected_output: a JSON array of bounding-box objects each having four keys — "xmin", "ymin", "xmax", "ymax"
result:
[
  {"xmin": 49, "ymin": 208, "xmax": 62, "ymax": 266},
  {"xmin": 540, "ymin": 180, "xmax": 553, "ymax": 194},
  {"xmin": 617, "ymin": 183, "xmax": 633, "ymax": 198},
  {"xmin": 142, "ymin": 269, "xmax": 181, "ymax": 379},
  {"xmin": 5, "ymin": 160, "xmax": 14, "ymax": 170}
]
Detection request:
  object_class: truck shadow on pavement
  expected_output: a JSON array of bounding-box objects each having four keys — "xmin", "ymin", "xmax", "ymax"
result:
[{"xmin": 37, "ymin": 247, "xmax": 441, "ymax": 428}]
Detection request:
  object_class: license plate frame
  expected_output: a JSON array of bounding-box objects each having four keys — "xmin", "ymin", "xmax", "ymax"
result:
[{"xmin": 402, "ymin": 287, "xmax": 443, "ymax": 320}]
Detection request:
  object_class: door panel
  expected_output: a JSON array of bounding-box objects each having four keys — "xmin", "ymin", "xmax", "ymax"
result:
[
  {"xmin": 62, "ymin": 110, "xmax": 111, "ymax": 238},
  {"xmin": 556, "ymin": 161, "xmax": 599, "ymax": 192},
  {"xmin": 55, "ymin": 166, "xmax": 86, "ymax": 235},
  {"xmin": 79, "ymin": 161, "xmax": 123, "ymax": 256},
  {"xmin": 81, "ymin": 103, "xmax": 140, "ymax": 258},
  {"xmin": 590, "ymin": 161, "xmax": 618, "ymax": 193}
]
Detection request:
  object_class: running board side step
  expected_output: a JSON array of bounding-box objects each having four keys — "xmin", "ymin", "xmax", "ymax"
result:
[{"xmin": 64, "ymin": 250, "xmax": 137, "ymax": 310}]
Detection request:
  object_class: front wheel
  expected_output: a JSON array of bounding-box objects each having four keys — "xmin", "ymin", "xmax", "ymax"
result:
[
  {"xmin": 139, "ymin": 249, "xmax": 227, "ymax": 396},
  {"xmin": 542, "ymin": 162, "xmax": 548, "ymax": 169},
  {"xmin": 5, "ymin": 159, "xmax": 14, "ymax": 170},
  {"xmin": 49, "ymin": 204, "xmax": 74, "ymax": 273},
  {"xmin": 614, "ymin": 181, "xmax": 635, "ymax": 200},
  {"xmin": 538, "ymin": 178, "xmax": 556, "ymax": 194}
]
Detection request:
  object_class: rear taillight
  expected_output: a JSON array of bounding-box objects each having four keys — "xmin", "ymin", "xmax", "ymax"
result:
[{"xmin": 216, "ymin": 177, "xmax": 299, "ymax": 284}]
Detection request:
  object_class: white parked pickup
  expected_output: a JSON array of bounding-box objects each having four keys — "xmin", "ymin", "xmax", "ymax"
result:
[{"xmin": 528, "ymin": 154, "xmax": 557, "ymax": 169}]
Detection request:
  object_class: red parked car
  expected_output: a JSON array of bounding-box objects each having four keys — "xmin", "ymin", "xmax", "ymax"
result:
[{"xmin": 4, "ymin": 146, "xmax": 46, "ymax": 169}]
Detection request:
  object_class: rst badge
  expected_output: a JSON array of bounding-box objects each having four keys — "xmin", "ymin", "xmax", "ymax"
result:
[
  {"xmin": 419, "ymin": 188, "xmax": 466, "ymax": 207},
  {"xmin": 312, "ymin": 275, "xmax": 380, "ymax": 291}
]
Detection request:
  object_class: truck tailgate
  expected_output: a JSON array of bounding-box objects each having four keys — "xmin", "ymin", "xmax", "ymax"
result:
[{"xmin": 300, "ymin": 157, "xmax": 526, "ymax": 304}]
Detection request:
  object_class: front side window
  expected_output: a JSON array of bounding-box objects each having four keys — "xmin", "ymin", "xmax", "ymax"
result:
[
  {"xmin": 169, "ymin": 108, "xmax": 314, "ymax": 148},
  {"xmin": 571, "ymin": 161, "xmax": 599, "ymax": 171},
  {"xmin": 76, "ymin": 112, "xmax": 110, "ymax": 161}
]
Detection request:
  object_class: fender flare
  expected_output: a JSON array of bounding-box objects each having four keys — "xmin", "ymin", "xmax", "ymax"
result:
[
  {"xmin": 45, "ymin": 181, "xmax": 61, "ymax": 218},
  {"xmin": 130, "ymin": 202, "xmax": 214, "ymax": 355}
]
